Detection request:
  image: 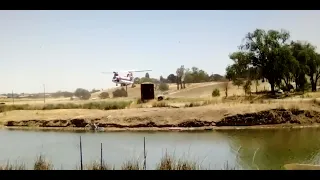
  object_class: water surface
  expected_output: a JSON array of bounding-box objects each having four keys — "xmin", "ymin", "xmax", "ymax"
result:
[{"xmin": 0, "ymin": 128, "xmax": 320, "ymax": 170}]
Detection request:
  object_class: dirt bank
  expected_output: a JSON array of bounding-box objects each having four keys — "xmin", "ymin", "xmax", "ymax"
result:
[
  {"xmin": 4, "ymin": 109, "xmax": 320, "ymax": 129},
  {"xmin": 4, "ymin": 118, "xmax": 214, "ymax": 128},
  {"xmin": 1, "ymin": 103, "xmax": 320, "ymax": 130},
  {"xmin": 216, "ymin": 108, "xmax": 320, "ymax": 126}
]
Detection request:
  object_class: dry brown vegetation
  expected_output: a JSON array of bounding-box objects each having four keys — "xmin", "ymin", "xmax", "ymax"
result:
[
  {"xmin": 2, "ymin": 101, "xmax": 320, "ymax": 129},
  {"xmin": 0, "ymin": 82, "xmax": 225, "ymax": 105},
  {"xmin": 284, "ymin": 163, "xmax": 320, "ymax": 170},
  {"xmin": 0, "ymin": 154, "xmax": 236, "ymax": 170},
  {"xmin": 156, "ymin": 152, "xmax": 199, "ymax": 170},
  {"xmin": 2, "ymin": 81, "xmax": 320, "ymax": 130},
  {"xmin": 90, "ymin": 83, "xmax": 204, "ymax": 99},
  {"xmin": 0, "ymin": 155, "xmax": 52, "ymax": 170}
]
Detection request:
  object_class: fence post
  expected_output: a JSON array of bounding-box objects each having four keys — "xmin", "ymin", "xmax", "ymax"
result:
[
  {"xmin": 100, "ymin": 143, "xmax": 103, "ymax": 170},
  {"xmin": 143, "ymin": 137, "xmax": 146, "ymax": 170},
  {"xmin": 80, "ymin": 136, "xmax": 83, "ymax": 170}
]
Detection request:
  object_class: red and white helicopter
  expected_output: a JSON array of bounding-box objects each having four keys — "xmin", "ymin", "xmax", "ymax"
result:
[{"xmin": 102, "ymin": 69, "xmax": 152, "ymax": 87}]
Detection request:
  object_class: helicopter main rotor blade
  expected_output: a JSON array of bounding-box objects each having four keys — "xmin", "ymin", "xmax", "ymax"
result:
[
  {"xmin": 102, "ymin": 69, "xmax": 152, "ymax": 74},
  {"xmin": 127, "ymin": 69, "xmax": 152, "ymax": 73},
  {"xmin": 101, "ymin": 72, "xmax": 115, "ymax": 74}
]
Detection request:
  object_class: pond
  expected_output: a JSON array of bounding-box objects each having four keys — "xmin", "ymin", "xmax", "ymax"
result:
[{"xmin": 0, "ymin": 127, "xmax": 319, "ymax": 170}]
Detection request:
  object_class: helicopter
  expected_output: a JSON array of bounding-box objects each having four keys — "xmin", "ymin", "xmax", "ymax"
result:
[{"xmin": 101, "ymin": 69, "xmax": 152, "ymax": 88}]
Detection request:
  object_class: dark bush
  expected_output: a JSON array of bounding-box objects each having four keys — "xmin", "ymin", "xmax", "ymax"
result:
[
  {"xmin": 212, "ymin": 89, "xmax": 220, "ymax": 97},
  {"xmin": 158, "ymin": 83, "xmax": 169, "ymax": 91},
  {"xmin": 112, "ymin": 88, "xmax": 128, "ymax": 98},
  {"xmin": 99, "ymin": 92, "xmax": 110, "ymax": 99},
  {"xmin": 74, "ymin": 88, "xmax": 91, "ymax": 100}
]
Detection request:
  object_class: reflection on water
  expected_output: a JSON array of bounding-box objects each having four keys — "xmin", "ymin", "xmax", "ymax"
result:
[
  {"xmin": 0, "ymin": 128, "xmax": 320, "ymax": 169},
  {"xmin": 220, "ymin": 128, "xmax": 320, "ymax": 170}
]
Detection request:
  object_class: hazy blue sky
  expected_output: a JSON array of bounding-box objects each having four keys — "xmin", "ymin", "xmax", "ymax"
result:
[{"xmin": 1, "ymin": 10, "xmax": 320, "ymax": 93}]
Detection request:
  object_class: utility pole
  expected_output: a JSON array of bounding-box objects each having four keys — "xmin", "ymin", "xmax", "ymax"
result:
[
  {"xmin": 43, "ymin": 84, "xmax": 45, "ymax": 104},
  {"xmin": 12, "ymin": 90, "xmax": 14, "ymax": 104}
]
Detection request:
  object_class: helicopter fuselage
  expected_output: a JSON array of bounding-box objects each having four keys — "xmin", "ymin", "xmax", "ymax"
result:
[{"xmin": 112, "ymin": 76, "xmax": 134, "ymax": 86}]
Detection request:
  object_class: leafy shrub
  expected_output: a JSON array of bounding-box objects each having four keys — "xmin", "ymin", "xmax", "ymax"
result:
[
  {"xmin": 232, "ymin": 79, "xmax": 244, "ymax": 88},
  {"xmin": 112, "ymin": 88, "xmax": 128, "ymax": 98},
  {"xmin": 74, "ymin": 88, "xmax": 91, "ymax": 100},
  {"xmin": 212, "ymin": 89, "xmax": 220, "ymax": 97},
  {"xmin": 99, "ymin": 92, "xmax": 110, "ymax": 99},
  {"xmin": 158, "ymin": 83, "xmax": 169, "ymax": 91}
]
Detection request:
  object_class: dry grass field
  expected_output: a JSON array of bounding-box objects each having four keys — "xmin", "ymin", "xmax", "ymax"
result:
[
  {"xmin": 2, "ymin": 80, "xmax": 320, "ymax": 130},
  {"xmin": 90, "ymin": 83, "xmax": 218, "ymax": 99},
  {"xmin": 1, "ymin": 82, "xmax": 219, "ymax": 105},
  {"xmin": 0, "ymin": 81, "xmax": 273, "ymax": 111},
  {"xmin": 1, "ymin": 102, "xmax": 318, "ymax": 124}
]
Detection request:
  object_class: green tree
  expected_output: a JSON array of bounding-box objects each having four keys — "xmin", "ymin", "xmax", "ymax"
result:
[
  {"xmin": 210, "ymin": 74, "xmax": 224, "ymax": 81},
  {"xmin": 145, "ymin": 73, "xmax": 150, "ymax": 78},
  {"xmin": 183, "ymin": 66, "xmax": 210, "ymax": 83},
  {"xmin": 99, "ymin": 92, "xmax": 109, "ymax": 99},
  {"xmin": 233, "ymin": 79, "xmax": 244, "ymax": 89},
  {"xmin": 167, "ymin": 74, "xmax": 177, "ymax": 83},
  {"xmin": 183, "ymin": 69, "xmax": 193, "ymax": 83},
  {"xmin": 176, "ymin": 65, "xmax": 186, "ymax": 90},
  {"xmin": 290, "ymin": 41, "xmax": 307, "ymax": 90},
  {"xmin": 291, "ymin": 41, "xmax": 320, "ymax": 92},
  {"xmin": 140, "ymin": 77, "xmax": 151, "ymax": 83},
  {"xmin": 226, "ymin": 52, "xmax": 252, "ymax": 93},
  {"xmin": 160, "ymin": 76, "xmax": 165, "ymax": 83},
  {"xmin": 236, "ymin": 29, "xmax": 292, "ymax": 94},
  {"xmin": 52, "ymin": 91, "xmax": 74, "ymax": 98},
  {"xmin": 74, "ymin": 88, "xmax": 91, "ymax": 100},
  {"xmin": 225, "ymin": 65, "xmax": 237, "ymax": 81},
  {"xmin": 134, "ymin": 77, "xmax": 141, "ymax": 84},
  {"xmin": 243, "ymin": 80, "xmax": 252, "ymax": 96}
]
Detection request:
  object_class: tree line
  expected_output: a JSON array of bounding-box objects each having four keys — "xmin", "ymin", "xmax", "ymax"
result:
[
  {"xmin": 226, "ymin": 28, "xmax": 320, "ymax": 95},
  {"xmin": 132, "ymin": 67, "xmax": 225, "ymax": 91},
  {"xmin": 134, "ymin": 67, "xmax": 225, "ymax": 84},
  {"xmin": 2, "ymin": 66, "xmax": 225, "ymax": 99},
  {"xmin": 50, "ymin": 89, "xmax": 100, "ymax": 98}
]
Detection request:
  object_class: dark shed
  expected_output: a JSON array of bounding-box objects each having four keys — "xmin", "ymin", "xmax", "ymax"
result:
[{"xmin": 141, "ymin": 83, "xmax": 155, "ymax": 101}]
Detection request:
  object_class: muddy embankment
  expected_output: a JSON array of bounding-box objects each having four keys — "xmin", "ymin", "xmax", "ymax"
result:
[
  {"xmin": 5, "ymin": 118, "xmax": 213, "ymax": 128},
  {"xmin": 216, "ymin": 108, "xmax": 320, "ymax": 126},
  {"xmin": 4, "ymin": 108, "xmax": 320, "ymax": 130}
]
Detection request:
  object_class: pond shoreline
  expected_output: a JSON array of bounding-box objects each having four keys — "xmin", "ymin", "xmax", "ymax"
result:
[
  {"xmin": 2, "ymin": 107, "xmax": 320, "ymax": 132},
  {"xmin": 2, "ymin": 124, "xmax": 320, "ymax": 132}
]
